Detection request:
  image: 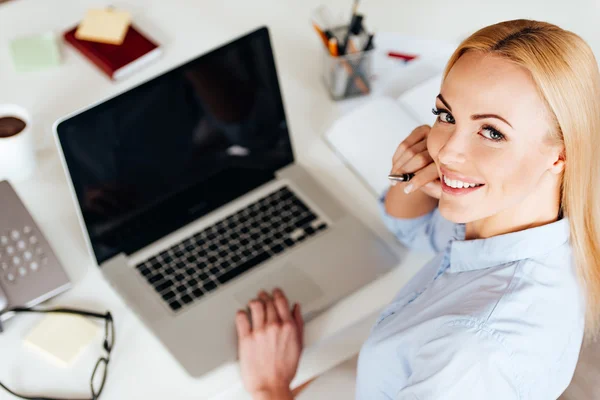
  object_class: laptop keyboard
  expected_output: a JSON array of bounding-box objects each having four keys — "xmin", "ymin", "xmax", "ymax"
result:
[{"xmin": 135, "ymin": 186, "xmax": 328, "ymax": 312}]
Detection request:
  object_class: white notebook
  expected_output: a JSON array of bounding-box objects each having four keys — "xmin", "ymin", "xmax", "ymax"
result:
[{"xmin": 325, "ymin": 73, "xmax": 443, "ymax": 197}]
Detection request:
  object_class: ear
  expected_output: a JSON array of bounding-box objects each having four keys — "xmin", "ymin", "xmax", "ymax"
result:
[{"xmin": 548, "ymin": 146, "xmax": 565, "ymax": 175}]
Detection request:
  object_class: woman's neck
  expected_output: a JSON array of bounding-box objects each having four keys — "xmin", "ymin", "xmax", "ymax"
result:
[{"xmin": 465, "ymin": 176, "xmax": 562, "ymax": 240}]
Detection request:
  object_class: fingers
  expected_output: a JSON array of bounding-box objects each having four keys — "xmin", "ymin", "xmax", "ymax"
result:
[
  {"xmin": 398, "ymin": 150, "xmax": 433, "ymax": 174},
  {"xmin": 293, "ymin": 303, "xmax": 304, "ymax": 348},
  {"xmin": 259, "ymin": 291, "xmax": 279, "ymax": 324},
  {"xmin": 241, "ymin": 289, "xmax": 296, "ymax": 333},
  {"xmin": 392, "ymin": 125, "xmax": 431, "ymax": 164},
  {"xmin": 273, "ymin": 288, "xmax": 292, "ymax": 322},
  {"xmin": 235, "ymin": 310, "xmax": 251, "ymax": 338},
  {"xmin": 404, "ymin": 162, "xmax": 441, "ymax": 195},
  {"xmin": 392, "ymin": 139, "xmax": 428, "ymax": 173},
  {"xmin": 248, "ymin": 299, "xmax": 266, "ymax": 330},
  {"xmin": 421, "ymin": 180, "xmax": 442, "ymax": 200}
]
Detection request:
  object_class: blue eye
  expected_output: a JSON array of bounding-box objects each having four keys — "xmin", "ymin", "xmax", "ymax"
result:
[
  {"xmin": 431, "ymin": 108, "xmax": 506, "ymax": 142},
  {"xmin": 480, "ymin": 125, "xmax": 505, "ymax": 142},
  {"xmin": 431, "ymin": 107, "xmax": 454, "ymax": 123}
]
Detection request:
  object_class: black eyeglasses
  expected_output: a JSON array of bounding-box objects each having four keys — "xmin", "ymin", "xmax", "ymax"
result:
[{"xmin": 0, "ymin": 307, "xmax": 115, "ymax": 400}]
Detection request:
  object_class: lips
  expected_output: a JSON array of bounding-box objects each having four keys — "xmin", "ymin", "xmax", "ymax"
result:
[{"xmin": 439, "ymin": 169, "xmax": 485, "ymax": 196}]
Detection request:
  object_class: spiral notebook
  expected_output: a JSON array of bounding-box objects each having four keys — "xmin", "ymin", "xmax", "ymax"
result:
[{"xmin": 325, "ymin": 73, "xmax": 443, "ymax": 197}]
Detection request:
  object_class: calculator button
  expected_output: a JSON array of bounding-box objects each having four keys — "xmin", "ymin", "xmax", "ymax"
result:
[
  {"xmin": 35, "ymin": 247, "xmax": 43, "ymax": 255},
  {"xmin": 0, "ymin": 236, "xmax": 7, "ymax": 245},
  {"xmin": 18, "ymin": 267, "xmax": 27, "ymax": 277},
  {"xmin": 10, "ymin": 230, "xmax": 19, "ymax": 240},
  {"xmin": 6, "ymin": 246, "xmax": 14, "ymax": 255},
  {"xmin": 30, "ymin": 261, "xmax": 39, "ymax": 271},
  {"xmin": 17, "ymin": 240, "xmax": 26, "ymax": 250},
  {"xmin": 1, "ymin": 262, "xmax": 8, "ymax": 271},
  {"xmin": 12, "ymin": 256, "xmax": 21, "ymax": 265},
  {"xmin": 23, "ymin": 226, "xmax": 32, "ymax": 234},
  {"xmin": 5, "ymin": 273, "xmax": 15, "ymax": 283},
  {"xmin": 23, "ymin": 251, "xmax": 32, "ymax": 261},
  {"xmin": 29, "ymin": 236, "xmax": 38, "ymax": 245}
]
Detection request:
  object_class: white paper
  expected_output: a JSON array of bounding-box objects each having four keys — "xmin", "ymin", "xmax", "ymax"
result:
[
  {"xmin": 24, "ymin": 314, "xmax": 100, "ymax": 367},
  {"xmin": 326, "ymin": 72, "xmax": 446, "ymax": 197},
  {"xmin": 396, "ymin": 73, "xmax": 444, "ymax": 126},
  {"xmin": 325, "ymin": 97, "xmax": 420, "ymax": 196}
]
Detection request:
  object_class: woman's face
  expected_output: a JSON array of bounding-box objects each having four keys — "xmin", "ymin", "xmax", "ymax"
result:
[{"xmin": 427, "ymin": 51, "xmax": 563, "ymax": 224}]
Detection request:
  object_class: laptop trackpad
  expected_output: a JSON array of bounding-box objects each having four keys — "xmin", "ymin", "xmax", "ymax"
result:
[{"xmin": 233, "ymin": 264, "xmax": 324, "ymax": 311}]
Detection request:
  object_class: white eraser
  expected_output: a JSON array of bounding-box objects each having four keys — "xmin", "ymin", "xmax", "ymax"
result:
[{"xmin": 24, "ymin": 314, "xmax": 101, "ymax": 367}]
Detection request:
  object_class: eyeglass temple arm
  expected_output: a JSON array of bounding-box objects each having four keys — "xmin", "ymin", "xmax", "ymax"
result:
[{"xmin": 0, "ymin": 307, "xmax": 111, "ymax": 334}]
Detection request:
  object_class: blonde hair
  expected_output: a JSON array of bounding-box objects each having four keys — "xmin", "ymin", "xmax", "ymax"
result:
[{"xmin": 442, "ymin": 20, "xmax": 600, "ymax": 341}]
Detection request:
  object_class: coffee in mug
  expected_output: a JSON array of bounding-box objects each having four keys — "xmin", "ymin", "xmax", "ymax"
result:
[
  {"xmin": 0, "ymin": 105, "xmax": 36, "ymax": 182},
  {"xmin": 0, "ymin": 116, "xmax": 27, "ymax": 138}
]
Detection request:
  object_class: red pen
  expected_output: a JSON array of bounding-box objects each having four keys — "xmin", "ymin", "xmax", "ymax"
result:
[{"xmin": 388, "ymin": 51, "xmax": 418, "ymax": 62}]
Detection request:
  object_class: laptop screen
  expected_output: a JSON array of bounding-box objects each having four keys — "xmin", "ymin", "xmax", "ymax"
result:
[{"xmin": 56, "ymin": 27, "xmax": 295, "ymax": 265}]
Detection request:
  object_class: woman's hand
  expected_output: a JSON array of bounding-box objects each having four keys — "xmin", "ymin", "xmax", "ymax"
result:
[
  {"xmin": 236, "ymin": 288, "xmax": 304, "ymax": 400},
  {"xmin": 390, "ymin": 125, "xmax": 442, "ymax": 199}
]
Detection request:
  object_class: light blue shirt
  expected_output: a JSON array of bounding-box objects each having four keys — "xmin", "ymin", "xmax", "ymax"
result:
[{"xmin": 356, "ymin": 192, "xmax": 585, "ymax": 400}]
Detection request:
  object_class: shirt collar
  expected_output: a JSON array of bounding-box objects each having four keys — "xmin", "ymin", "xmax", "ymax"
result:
[{"xmin": 449, "ymin": 218, "xmax": 570, "ymax": 273}]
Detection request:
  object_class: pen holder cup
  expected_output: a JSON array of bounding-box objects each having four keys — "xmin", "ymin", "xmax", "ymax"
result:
[{"xmin": 322, "ymin": 47, "xmax": 374, "ymax": 100}]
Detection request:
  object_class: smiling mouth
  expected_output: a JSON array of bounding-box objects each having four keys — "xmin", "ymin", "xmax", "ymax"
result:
[{"xmin": 442, "ymin": 175, "xmax": 485, "ymax": 189}]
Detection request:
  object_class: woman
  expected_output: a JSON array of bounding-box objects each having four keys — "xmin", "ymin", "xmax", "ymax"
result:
[{"xmin": 234, "ymin": 19, "xmax": 600, "ymax": 399}]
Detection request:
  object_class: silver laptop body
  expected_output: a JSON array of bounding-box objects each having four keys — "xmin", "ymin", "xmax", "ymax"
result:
[{"xmin": 53, "ymin": 26, "xmax": 399, "ymax": 377}]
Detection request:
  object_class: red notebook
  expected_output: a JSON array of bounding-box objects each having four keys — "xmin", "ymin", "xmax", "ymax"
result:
[{"xmin": 64, "ymin": 24, "xmax": 162, "ymax": 80}]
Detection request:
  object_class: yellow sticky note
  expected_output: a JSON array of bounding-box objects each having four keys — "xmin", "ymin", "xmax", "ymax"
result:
[
  {"xmin": 75, "ymin": 8, "xmax": 131, "ymax": 45},
  {"xmin": 24, "ymin": 314, "xmax": 101, "ymax": 367}
]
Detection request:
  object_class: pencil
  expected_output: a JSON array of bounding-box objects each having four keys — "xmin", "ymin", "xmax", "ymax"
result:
[
  {"xmin": 328, "ymin": 37, "xmax": 339, "ymax": 56},
  {"xmin": 313, "ymin": 23, "xmax": 330, "ymax": 48}
]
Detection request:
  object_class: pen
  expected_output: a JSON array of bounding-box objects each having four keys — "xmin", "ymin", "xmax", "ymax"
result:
[
  {"xmin": 388, "ymin": 51, "xmax": 418, "ymax": 62},
  {"xmin": 362, "ymin": 33, "xmax": 374, "ymax": 51},
  {"xmin": 340, "ymin": 13, "xmax": 363, "ymax": 55},
  {"xmin": 388, "ymin": 173, "xmax": 415, "ymax": 182}
]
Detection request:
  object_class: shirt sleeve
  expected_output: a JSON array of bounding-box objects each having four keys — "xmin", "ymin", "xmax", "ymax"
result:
[
  {"xmin": 379, "ymin": 189, "xmax": 455, "ymax": 253},
  {"xmin": 397, "ymin": 321, "xmax": 522, "ymax": 400}
]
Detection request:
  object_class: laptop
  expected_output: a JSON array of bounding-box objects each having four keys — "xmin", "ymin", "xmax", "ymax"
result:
[{"xmin": 53, "ymin": 26, "xmax": 399, "ymax": 377}]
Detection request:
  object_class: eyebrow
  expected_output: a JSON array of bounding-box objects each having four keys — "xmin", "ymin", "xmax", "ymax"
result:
[{"xmin": 436, "ymin": 94, "xmax": 513, "ymax": 128}]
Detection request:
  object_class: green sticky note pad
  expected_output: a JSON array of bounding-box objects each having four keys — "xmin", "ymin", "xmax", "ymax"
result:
[{"xmin": 10, "ymin": 33, "xmax": 61, "ymax": 72}]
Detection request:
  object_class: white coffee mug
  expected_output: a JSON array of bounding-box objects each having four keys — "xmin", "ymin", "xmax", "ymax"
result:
[{"xmin": 0, "ymin": 104, "xmax": 36, "ymax": 182}]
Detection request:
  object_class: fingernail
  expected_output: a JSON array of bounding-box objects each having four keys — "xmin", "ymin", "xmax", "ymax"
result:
[
  {"xmin": 404, "ymin": 183, "xmax": 413, "ymax": 194},
  {"xmin": 390, "ymin": 180, "xmax": 397, "ymax": 186}
]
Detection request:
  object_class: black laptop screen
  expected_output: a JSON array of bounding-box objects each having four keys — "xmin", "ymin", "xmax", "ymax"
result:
[{"xmin": 56, "ymin": 27, "xmax": 295, "ymax": 265}]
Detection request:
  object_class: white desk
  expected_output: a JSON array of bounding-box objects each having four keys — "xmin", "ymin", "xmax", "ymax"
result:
[{"xmin": 1, "ymin": 1, "xmax": 599, "ymax": 399}]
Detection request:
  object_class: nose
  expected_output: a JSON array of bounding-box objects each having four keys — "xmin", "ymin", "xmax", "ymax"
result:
[{"xmin": 437, "ymin": 127, "xmax": 468, "ymax": 166}]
